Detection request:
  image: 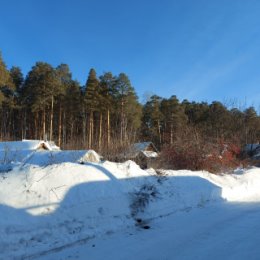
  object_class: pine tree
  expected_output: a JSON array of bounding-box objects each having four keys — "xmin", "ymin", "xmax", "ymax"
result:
[
  {"xmin": 142, "ymin": 95, "xmax": 162, "ymax": 146},
  {"xmin": 0, "ymin": 52, "xmax": 14, "ymax": 91},
  {"xmin": 84, "ymin": 68, "xmax": 100, "ymax": 148},
  {"xmin": 10, "ymin": 66, "xmax": 23, "ymax": 93},
  {"xmin": 64, "ymin": 80, "xmax": 81, "ymax": 146},
  {"xmin": 161, "ymin": 95, "xmax": 187, "ymax": 145},
  {"xmin": 99, "ymin": 72, "xmax": 117, "ymax": 149},
  {"xmin": 208, "ymin": 101, "xmax": 230, "ymax": 139},
  {"xmin": 114, "ymin": 73, "xmax": 141, "ymax": 145},
  {"xmin": 244, "ymin": 107, "xmax": 260, "ymax": 144},
  {"xmin": 9, "ymin": 66, "xmax": 24, "ymax": 138},
  {"xmin": 56, "ymin": 64, "xmax": 72, "ymax": 146},
  {"xmin": 0, "ymin": 52, "xmax": 15, "ymax": 139},
  {"xmin": 23, "ymin": 62, "xmax": 59, "ymax": 140}
]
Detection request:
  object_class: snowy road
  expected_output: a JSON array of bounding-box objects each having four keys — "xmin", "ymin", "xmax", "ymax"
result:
[{"xmin": 39, "ymin": 202, "xmax": 260, "ymax": 260}]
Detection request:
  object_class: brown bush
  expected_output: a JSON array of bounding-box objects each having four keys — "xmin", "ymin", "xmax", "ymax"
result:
[{"xmin": 158, "ymin": 135, "xmax": 243, "ymax": 173}]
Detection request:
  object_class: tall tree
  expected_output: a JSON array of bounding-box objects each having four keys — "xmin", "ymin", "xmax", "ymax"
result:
[
  {"xmin": 56, "ymin": 64, "xmax": 72, "ymax": 146},
  {"xmin": 64, "ymin": 80, "xmax": 81, "ymax": 146},
  {"xmin": 0, "ymin": 52, "xmax": 15, "ymax": 139},
  {"xmin": 208, "ymin": 101, "xmax": 230, "ymax": 139},
  {"xmin": 0, "ymin": 52, "xmax": 14, "ymax": 90},
  {"xmin": 244, "ymin": 107, "xmax": 260, "ymax": 144},
  {"xmin": 161, "ymin": 95, "xmax": 187, "ymax": 145},
  {"xmin": 141, "ymin": 95, "xmax": 162, "ymax": 146},
  {"xmin": 10, "ymin": 66, "xmax": 24, "ymax": 93},
  {"xmin": 114, "ymin": 73, "xmax": 141, "ymax": 145},
  {"xmin": 99, "ymin": 72, "xmax": 116, "ymax": 149},
  {"xmin": 9, "ymin": 66, "xmax": 24, "ymax": 138},
  {"xmin": 23, "ymin": 62, "xmax": 59, "ymax": 140},
  {"xmin": 84, "ymin": 68, "xmax": 99, "ymax": 148}
]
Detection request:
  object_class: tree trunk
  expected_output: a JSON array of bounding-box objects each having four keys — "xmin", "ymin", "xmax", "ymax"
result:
[
  {"xmin": 81, "ymin": 107, "xmax": 86, "ymax": 146},
  {"xmin": 120, "ymin": 100, "xmax": 124, "ymax": 145},
  {"xmin": 157, "ymin": 119, "xmax": 161, "ymax": 145},
  {"xmin": 34, "ymin": 113, "xmax": 38, "ymax": 139},
  {"xmin": 107, "ymin": 109, "xmax": 110, "ymax": 148},
  {"xmin": 22, "ymin": 109, "xmax": 27, "ymax": 140},
  {"xmin": 50, "ymin": 95, "xmax": 54, "ymax": 141},
  {"xmin": 43, "ymin": 107, "xmax": 46, "ymax": 140},
  {"xmin": 89, "ymin": 111, "xmax": 93, "ymax": 148},
  {"xmin": 70, "ymin": 120, "xmax": 74, "ymax": 141},
  {"xmin": 170, "ymin": 122, "xmax": 173, "ymax": 145},
  {"xmin": 99, "ymin": 112, "xmax": 102, "ymax": 150},
  {"xmin": 58, "ymin": 103, "xmax": 62, "ymax": 147},
  {"xmin": 43, "ymin": 81, "xmax": 46, "ymax": 140},
  {"xmin": 63, "ymin": 110, "xmax": 66, "ymax": 145}
]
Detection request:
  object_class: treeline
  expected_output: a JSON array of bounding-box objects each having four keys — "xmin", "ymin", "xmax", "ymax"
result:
[
  {"xmin": 0, "ymin": 52, "xmax": 260, "ymax": 156},
  {"xmin": 142, "ymin": 95, "xmax": 260, "ymax": 147}
]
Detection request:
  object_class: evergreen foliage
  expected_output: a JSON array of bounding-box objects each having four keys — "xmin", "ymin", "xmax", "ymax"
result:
[{"xmin": 0, "ymin": 51, "xmax": 259, "ymax": 157}]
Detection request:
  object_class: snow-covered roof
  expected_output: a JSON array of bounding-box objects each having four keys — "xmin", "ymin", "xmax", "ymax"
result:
[
  {"xmin": 133, "ymin": 142, "xmax": 158, "ymax": 152},
  {"xmin": 126, "ymin": 142, "xmax": 158, "ymax": 158},
  {"xmin": 25, "ymin": 150, "xmax": 101, "ymax": 166},
  {"xmin": 0, "ymin": 149, "xmax": 101, "ymax": 171},
  {"xmin": 0, "ymin": 140, "xmax": 60, "ymax": 152},
  {"xmin": 142, "ymin": 151, "xmax": 158, "ymax": 158}
]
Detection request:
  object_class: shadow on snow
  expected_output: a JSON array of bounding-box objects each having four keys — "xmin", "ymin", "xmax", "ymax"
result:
[{"xmin": 1, "ymin": 162, "xmax": 253, "ymax": 259}]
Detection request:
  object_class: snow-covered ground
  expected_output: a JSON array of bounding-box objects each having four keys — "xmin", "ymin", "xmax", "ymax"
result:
[
  {"xmin": 1, "ymin": 158, "xmax": 260, "ymax": 259},
  {"xmin": 42, "ymin": 203, "xmax": 260, "ymax": 260}
]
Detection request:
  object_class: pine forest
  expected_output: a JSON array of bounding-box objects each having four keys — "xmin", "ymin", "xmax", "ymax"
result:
[{"xmin": 0, "ymin": 52, "xmax": 259, "ymax": 169}]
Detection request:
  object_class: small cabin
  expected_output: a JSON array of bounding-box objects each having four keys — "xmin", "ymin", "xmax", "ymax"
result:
[
  {"xmin": 0, "ymin": 140, "xmax": 60, "ymax": 163},
  {"xmin": 0, "ymin": 140, "xmax": 101, "ymax": 170},
  {"xmin": 26, "ymin": 149, "xmax": 101, "ymax": 166},
  {"xmin": 126, "ymin": 142, "xmax": 159, "ymax": 169},
  {"xmin": 0, "ymin": 140, "xmax": 60, "ymax": 171},
  {"xmin": 0, "ymin": 140, "xmax": 59, "ymax": 152}
]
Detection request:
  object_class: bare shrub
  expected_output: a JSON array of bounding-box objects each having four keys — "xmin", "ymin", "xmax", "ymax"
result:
[{"xmin": 157, "ymin": 128, "xmax": 243, "ymax": 173}]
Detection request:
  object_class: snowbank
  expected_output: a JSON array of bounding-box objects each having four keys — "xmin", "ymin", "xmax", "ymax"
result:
[
  {"xmin": 0, "ymin": 140, "xmax": 59, "ymax": 152},
  {"xmin": 1, "ymin": 159, "xmax": 260, "ymax": 259},
  {"xmin": 25, "ymin": 149, "xmax": 101, "ymax": 166},
  {"xmin": 0, "ymin": 149, "xmax": 101, "ymax": 173},
  {"xmin": 160, "ymin": 168, "xmax": 260, "ymax": 203},
  {"xmin": 0, "ymin": 140, "xmax": 61, "ymax": 172}
]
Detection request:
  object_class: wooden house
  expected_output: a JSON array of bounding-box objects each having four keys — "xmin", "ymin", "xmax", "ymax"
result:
[{"xmin": 126, "ymin": 142, "xmax": 159, "ymax": 169}]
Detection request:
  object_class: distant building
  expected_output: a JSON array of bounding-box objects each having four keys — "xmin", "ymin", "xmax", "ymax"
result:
[
  {"xmin": 26, "ymin": 149, "xmax": 101, "ymax": 166},
  {"xmin": 0, "ymin": 140, "xmax": 100, "ymax": 171},
  {"xmin": 125, "ymin": 142, "xmax": 159, "ymax": 169},
  {"xmin": 0, "ymin": 139, "xmax": 60, "ymax": 152}
]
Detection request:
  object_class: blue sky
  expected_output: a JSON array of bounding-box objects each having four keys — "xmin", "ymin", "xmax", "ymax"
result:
[{"xmin": 1, "ymin": 0, "xmax": 260, "ymax": 106}]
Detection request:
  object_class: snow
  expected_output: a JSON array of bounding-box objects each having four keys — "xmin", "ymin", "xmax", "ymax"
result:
[
  {"xmin": 126, "ymin": 142, "xmax": 158, "ymax": 158},
  {"xmin": 142, "ymin": 150, "xmax": 158, "ymax": 158},
  {"xmin": 1, "ymin": 157, "xmax": 260, "ymax": 259},
  {"xmin": 0, "ymin": 140, "xmax": 62, "ymax": 172},
  {"xmin": 0, "ymin": 140, "xmax": 59, "ymax": 152},
  {"xmin": 25, "ymin": 150, "xmax": 101, "ymax": 166},
  {"xmin": 133, "ymin": 142, "xmax": 155, "ymax": 151},
  {"xmin": 42, "ymin": 203, "xmax": 260, "ymax": 260},
  {"xmin": 0, "ymin": 144, "xmax": 100, "ymax": 173}
]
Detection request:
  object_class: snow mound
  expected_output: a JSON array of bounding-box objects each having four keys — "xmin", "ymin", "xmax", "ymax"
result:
[
  {"xmin": 24, "ymin": 149, "xmax": 101, "ymax": 166},
  {"xmin": 0, "ymin": 140, "xmax": 60, "ymax": 152},
  {"xmin": 162, "ymin": 168, "xmax": 260, "ymax": 203},
  {"xmin": 210, "ymin": 168, "xmax": 260, "ymax": 202},
  {"xmin": 1, "ymin": 159, "xmax": 260, "ymax": 259}
]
